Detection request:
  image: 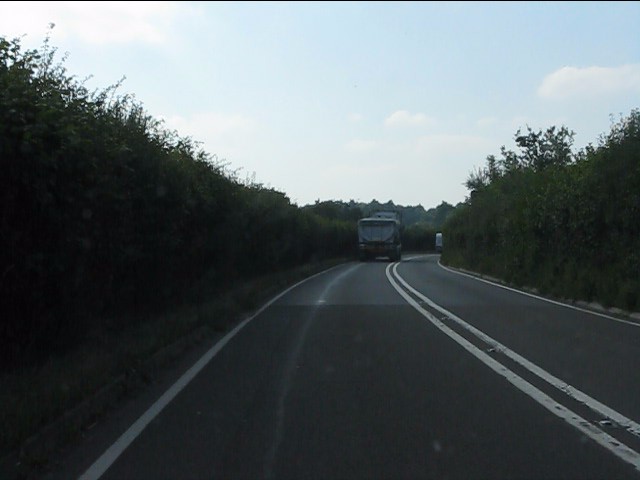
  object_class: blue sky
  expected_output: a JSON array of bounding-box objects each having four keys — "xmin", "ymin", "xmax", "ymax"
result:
[{"xmin": 2, "ymin": 1, "xmax": 639, "ymax": 208}]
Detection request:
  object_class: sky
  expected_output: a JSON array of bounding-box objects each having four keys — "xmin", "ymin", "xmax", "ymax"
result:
[{"xmin": 1, "ymin": 1, "xmax": 639, "ymax": 208}]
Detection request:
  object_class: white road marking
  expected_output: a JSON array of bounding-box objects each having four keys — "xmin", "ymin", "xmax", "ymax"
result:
[
  {"xmin": 392, "ymin": 262, "xmax": 640, "ymax": 438},
  {"xmin": 436, "ymin": 258, "xmax": 640, "ymax": 328},
  {"xmin": 78, "ymin": 264, "xmax": 347, "ymax": 480},
  {"xmin": 393, "ymin": 265, "xmax": 640, "ymax": 436},
  {"xmin": 386, "ymin": 263, "xmax": 640, "ymax": 472},
  {"xmin": 263, "ymin": 263, "xmax": 361, "ymax": 479}
]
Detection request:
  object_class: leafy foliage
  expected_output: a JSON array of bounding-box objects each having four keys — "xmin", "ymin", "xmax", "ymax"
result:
[
  {"xmin": 443, "ymin": 111, "xmax": 640, "ymax": 311},
  {"xmin": 0, "ymin": 33, "xmax": 357, "ymax": 369}
]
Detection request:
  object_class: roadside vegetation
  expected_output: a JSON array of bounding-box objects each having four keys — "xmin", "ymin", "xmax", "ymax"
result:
[
  {"xmin": 0, "ymin": 30, "xmax": 451, "ymax": 464},
  {"xmin": 0, "ymin": 258, "xmax": 345, "ymax": 469},
  {"xmin": 0, "ymin": 32, "xmax": 360, "ymax": 459},
  {"xmin": 0, "ymin": 32, "xmax": 357, "ymax": 371},
  {"xmin": 441, "ymin": 109, "xmax": 640, "ymax": 312}
]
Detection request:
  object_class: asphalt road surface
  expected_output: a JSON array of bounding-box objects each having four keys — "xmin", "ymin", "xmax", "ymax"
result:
[{"xmin": 48, "ymin": 254, "xmax": 640, "ymax": 479}]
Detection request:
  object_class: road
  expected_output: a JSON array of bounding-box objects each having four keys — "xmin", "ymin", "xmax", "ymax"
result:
[{"xmin": 48, "ymin": 254, "xmax": 640, "ymax": 479}]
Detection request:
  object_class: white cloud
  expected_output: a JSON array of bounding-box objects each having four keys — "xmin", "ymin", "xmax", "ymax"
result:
[
  {"xmin": 164, "ymin": 112, "xmax": 254, "ymax": 136},
  {"xmin": 509, "ymin": 116, "xmax": 531, "ymax": 131},
  {"xmin": 325, "ymin": 163, "xmax": 394, "ymax": 178},
  {"xmin": 348, "ymin": 113, "xmax": 364, "ymax": 122},
  {"xmin": 345, "ymin": 138, "xmax": 378, "ymax": 153},
  {"xmin": 415, "ymin": 134, "xmax": 493, "ymax": 155},
  {"xmin": 161, "ymin": 112, "xmax": 256, "ymax": 160},
  {"xmin": 0, "ymin": 1, "xmax": 183, "ymax": 45},
  {"xmin": 384, "ymin": 110, "xmax": 436, "ymax": 128},
  {"xmin": 538, "ymin": 64, "xmax": 640, "ymax": 99},
  {"xmin": 476, "ymin": 116, "xmax": 498, "ymax": 128}
]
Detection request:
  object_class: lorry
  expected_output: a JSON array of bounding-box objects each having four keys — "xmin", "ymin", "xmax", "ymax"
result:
[{"xmin": 357, "ymin": 210, "xmax": 402, "ymax": 261}]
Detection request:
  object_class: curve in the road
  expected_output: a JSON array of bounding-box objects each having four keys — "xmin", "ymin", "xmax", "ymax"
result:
[{"xmin": 387, "ymin": 259, "xmax": 640, "ymax": 473}]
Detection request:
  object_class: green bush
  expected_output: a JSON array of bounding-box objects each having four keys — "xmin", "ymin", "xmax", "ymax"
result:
[
  {"xmin": 0, "ymin": 34, "xmax": 356, "ymax": 370},
  {"xmin": 442, "ymin": 110, "xmax": 640, "ymax": 312}
]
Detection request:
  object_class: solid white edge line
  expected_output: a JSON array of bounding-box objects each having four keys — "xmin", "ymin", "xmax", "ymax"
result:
[
  {"xmin": 78, "ymin": 263, "xmax": 347, "ymax": 480},
  {"xmin": 436, "ymin": 258, "xmax": 640, "ymax": 327},
  {"xmin": 385, "ymin": 263, "xmax": 640, "ymax": 472},
  {"xmin": 392, "ymin": 262, "xmax": 640, "ymax": 438}
]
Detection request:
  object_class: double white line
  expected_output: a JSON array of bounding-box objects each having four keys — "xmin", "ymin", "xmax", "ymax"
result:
[{"xmin": 386, "ymin": 261, "xmax": 640, "ymax": 473}]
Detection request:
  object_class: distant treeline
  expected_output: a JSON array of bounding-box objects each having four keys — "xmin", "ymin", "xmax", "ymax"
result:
[
  {"xmin": 441, "ymin": 110, "xmax": 640, "ymax": 312},
  {"xmin": 1, "ymin": 35, "xmax": 361, "ymax": 368},
  {"xmin": 303, "ymin": 198, "xmax": 457, "ymax": 229},
  {"xmin": 303, "ymin": 199, "xmax": 457, "ymax": 251}
]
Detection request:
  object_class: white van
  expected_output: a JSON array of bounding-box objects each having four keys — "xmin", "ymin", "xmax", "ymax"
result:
[{"xmin": 435, "ymin": 232, "xmax": 443, "ymax": 253}]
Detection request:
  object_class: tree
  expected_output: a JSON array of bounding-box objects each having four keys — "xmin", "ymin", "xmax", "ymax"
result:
[
  {"xmin": 465, "ymin": 165, "xmax": 489, "ymax": 194},
  {"xmin": 515, "ymin": 125, "xmax": 575, "ymax": 171}
]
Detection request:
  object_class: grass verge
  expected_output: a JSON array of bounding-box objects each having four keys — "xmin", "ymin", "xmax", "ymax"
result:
[{"xmin": 0, "ymin": 257, "xmax": 349, "ymax": 476}]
